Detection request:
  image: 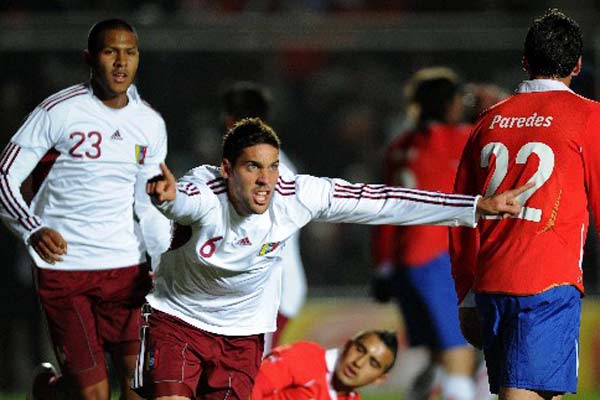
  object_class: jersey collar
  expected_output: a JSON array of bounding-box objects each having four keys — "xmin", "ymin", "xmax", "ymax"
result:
[{"xmin": 516, "ymin": 79, "xmax": 573, "ymax": 94}]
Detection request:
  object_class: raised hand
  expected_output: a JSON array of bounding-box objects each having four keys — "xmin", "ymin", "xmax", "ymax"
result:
[
  {"xmin": 146, "ymin": 163, "xmax": 177, "ymax": 203},
  {"xmin": 29, "ymin": 227, "xmax": 68, "ymax": 264},
  {"xmin": 476, "ymin": 182, "xmax": 535, "ymax": 217}
]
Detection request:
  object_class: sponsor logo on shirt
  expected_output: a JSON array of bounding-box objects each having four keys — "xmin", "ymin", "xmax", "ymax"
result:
[
  {"xmin": 236, "ymin": 237, "xmax": 252, "ymax": 246},
  {"xmin": 489, "ymin": 113, "xmax": 553, "ymax": 129},
  {"xmin": 135, "ymin": 144, "xmax": 148, "ymax": 164},
  {"xmin": 259, "ymin": 241, "xmax": 281, "ymax": 256},
  {"xmin": 110, "ymin": 130, "xmax": 123, "ymax": 140}
]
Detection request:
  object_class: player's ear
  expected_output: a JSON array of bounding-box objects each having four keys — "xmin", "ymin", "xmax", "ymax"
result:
[
  {"xmin": 83, "ymin": 49, "xmax": 92, "ymax": 67},
  {"xmin": 571, "ymin": 56, "xmax": 582, "ymax": 77},
  {"xmin": 221, "ymin": 159, "xmax": 231, "ymax": 179}
]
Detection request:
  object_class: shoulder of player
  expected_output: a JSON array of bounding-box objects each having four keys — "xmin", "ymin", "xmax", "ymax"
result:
[
  {"xmin": 274, "ymin": 165, "xmax": 297, "ymax": 200},
  {"xmin": 276, "ymin": 341, "xmax": 325, "ymax": 358},
  {"xmin": 184, "ymin": 165, "xmax": 227, "ymax": 194},
  {"xmin": 36, "ymin": 83, "xmax": 89, "ymax": 114}
]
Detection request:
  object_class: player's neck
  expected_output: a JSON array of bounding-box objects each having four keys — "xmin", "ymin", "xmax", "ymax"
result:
[
  {"xmin": 90, "ymin": 80, "xmax": 130, "ymax": 109},
  {"xmin": 530, "ymin": 75, "xmax": 572, "ymax": 87}
]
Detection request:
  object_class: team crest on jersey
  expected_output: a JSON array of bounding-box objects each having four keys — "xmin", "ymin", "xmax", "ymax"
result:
[
  {"xmin": 259, "ymin": 241, "xmax": 281, "ymax": 256},
  {"xmin": 135, "ymin": 145, "xmax": 148, "ymax": 164}
]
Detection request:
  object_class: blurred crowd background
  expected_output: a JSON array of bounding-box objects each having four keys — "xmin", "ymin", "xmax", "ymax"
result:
[{"xmin": 2, "ymin": 0, "xmax": 600, "ymax": 393}]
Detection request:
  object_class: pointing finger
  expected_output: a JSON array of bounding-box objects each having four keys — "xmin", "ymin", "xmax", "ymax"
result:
[
  {"xmin": 508, "ymin": 182, "xmax": 535, "ymax": 197},
  {"xmin": 159, "ymin": 163, "xmax": 175, "ymax": 181}
]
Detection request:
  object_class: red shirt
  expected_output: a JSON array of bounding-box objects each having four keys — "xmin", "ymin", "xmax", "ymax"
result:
[
  {"xmin": 372, "ymin": 123, "xmax": 471, "ymax": 267},
  {"xmin": 251, "ymin": 342, "xmax": 360, "ymax": 400},
  {"xmin": 451, "ymin": 79, "xmax": 600, "ymax": 301}
]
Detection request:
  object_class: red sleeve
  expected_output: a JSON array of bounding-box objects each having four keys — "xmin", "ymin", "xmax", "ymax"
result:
[
  {"xmin": 251, "ymin": 343, "xmax": 323, "ymax": 400},
  {"xmin": 450, "ymin": 134, "xmax": 480, "ymax": 303},
  {"xmin": 581, "ymin": 107, "xmax": 600, "ymax": 239}
]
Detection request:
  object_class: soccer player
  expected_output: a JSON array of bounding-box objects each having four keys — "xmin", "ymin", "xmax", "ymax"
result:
[
  {"xmin": 251, "ymin": 329, "xmax": 398, "ymax": 399},
  {"xmin": 371, "ymin": 67, "xmax": 477, "ymax": 400},
  {"xmin": 136, "ymin": 117, "xmax": 528, "ymax": 400},
  {"xmin": 0, "ymin": 19, "xmax": 171, "ymax": 400},
  {"xmin": 221, "ymin": 81, "xmax": 307, "ymax": 350},
  {"xmin": 451, "ymin": 9, "xmax": 594, "ymax": 400}
]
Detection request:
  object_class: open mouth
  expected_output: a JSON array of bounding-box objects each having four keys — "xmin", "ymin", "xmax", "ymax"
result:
[
  {"xmin": 113, "ymin": 71, "xmax": 128, "ymax": 83},
  {"xmin": 254, "ymin": 190, "xmax": 271, "ymax": 205},
  {"xmin": 343, "ymin": 365, "xmax": 357, "ymax": 379}
]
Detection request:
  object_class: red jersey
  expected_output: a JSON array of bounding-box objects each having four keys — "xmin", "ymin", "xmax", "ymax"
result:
[
  {"xmin": 372, "ymin": 123, "xmax": 471, "ymax": 267},
  {"xmin": 251, "ymin": 342, "xmax": 360, "ymax": 400},
  {"xmin": 451, "ymin": 79, "xmax": 600, "ymax": 301}
]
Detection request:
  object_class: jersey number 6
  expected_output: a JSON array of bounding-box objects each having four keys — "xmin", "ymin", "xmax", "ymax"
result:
[{"xmin": 480, "ymin": 141, "xmax": 554, "ymax": 222}]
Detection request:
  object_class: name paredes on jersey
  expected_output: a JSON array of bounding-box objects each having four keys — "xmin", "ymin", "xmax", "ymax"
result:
[{"xmin": 489, "ymin": 113, "xmax": 553, "ymax": 129}]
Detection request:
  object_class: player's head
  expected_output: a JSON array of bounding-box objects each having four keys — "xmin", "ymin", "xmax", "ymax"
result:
[
  {"xmin": 221, "ymin": 118, "xmax": 281, "ymax": 216},
  {"xmin": 333, "ymin": 330, "xmax": 398, "ymax": 393},
  {"xmin": 84, "ymin": 19, "xmax": 139, "ymax": 102},
  {"xmin": 523, "ymin": 9, "xmax": 582, "ymax": 79},
  {"xmin": 405, "ymin": 67, "xmax": 463, "ymax": 127},
  {"xmin": 221, "ymin": 81, "xmax": 272, "ymax": 129}
]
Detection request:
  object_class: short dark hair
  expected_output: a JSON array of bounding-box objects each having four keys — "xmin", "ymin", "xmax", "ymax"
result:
[
  {"xmin": 87, "ymin": 18, "xmax": 137, "ymax": 54},
  {"xmin": 222, "ymin": 118, "xmax": 280, "ymax": 165},
  {"xmin": 222, "ymin": 81, "xmax": 272, "ymax": 121},
  {"xmin": 524, "ymin": 9, "xmax": 582, "ymax": 78},
  {"xmin": 406, "ymin": 67, "xmax": 460, "ymax": 127},
  {"xmin": 354, "ymin": 330, "xmax": 398, "ymax": 373}
]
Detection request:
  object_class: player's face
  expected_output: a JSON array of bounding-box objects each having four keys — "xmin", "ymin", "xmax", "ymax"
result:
[
  {"xmin": 87, "ymin": 28, "xmax": 139, "ymax": 103},
  {"xmin": 334, "ymin": 334, "xmax": 393, "ymax": 390},
  {"xmin": 222, "ymin": 144, "xmax": 279, "ymax": 216}
]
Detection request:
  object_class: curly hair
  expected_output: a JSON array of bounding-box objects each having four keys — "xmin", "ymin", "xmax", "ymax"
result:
[{"xmin": 524, "ymin": 9, "xmax": 582, "ymax": 78}]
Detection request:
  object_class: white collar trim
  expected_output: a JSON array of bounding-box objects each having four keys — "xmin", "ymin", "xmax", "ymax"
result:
[{"xmin": 516, "ymin": 79, "xmax": 573, "ymax": 94}]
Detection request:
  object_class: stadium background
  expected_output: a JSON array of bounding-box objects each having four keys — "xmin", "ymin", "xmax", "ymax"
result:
[{"xmin": 2, "ymin": 1, "xmax": 600, "ymax": 398}]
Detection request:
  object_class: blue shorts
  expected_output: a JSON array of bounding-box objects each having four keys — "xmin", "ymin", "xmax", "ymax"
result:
[
  {"xmin": 476, "ymin": 285, "xmax": 581, "ymax": 395},
  {"xmin": 393, "ymin": 252, "xmax": 467, "ymax": 351}
]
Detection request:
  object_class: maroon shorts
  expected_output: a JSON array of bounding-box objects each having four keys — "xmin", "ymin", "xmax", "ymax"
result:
[
  {"xmin": 133, "ymin": 309, "xmax": 264, "ymax": 399},
  {"xmin": 36, "ymin": 263, "xmax": 151, "ymax": 388}
]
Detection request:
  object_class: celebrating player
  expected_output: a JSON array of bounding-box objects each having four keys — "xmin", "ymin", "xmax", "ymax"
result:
[
  {"xmin": 371, "ymin": 67, "xmax": 477, "ymax": 400},
  {"xmin": 251, "ymin": 329, "xmax": 398, "ymax": 400},
  {"xmin": 0, "ymin": 19, "xmax": 171, "ymax": 400},
  {"xmin": 221, "ymin": 81, "xmax": 307, "ymax": 351},
  {"xmin": 135, "ymin": 117, "xmax": 528, "ymax": 400},
  {"xmin": 451, "ymin": 8, "xmax": 594, "ymax": 400}
]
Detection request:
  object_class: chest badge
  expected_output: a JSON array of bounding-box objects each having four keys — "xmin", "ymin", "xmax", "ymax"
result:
[
  {"xmin": 259, "ymin": 242, "xmax": 281, "ymax": 256},
  {"xmin": 135, "ymin": 144, "xmax": 148, "ymax": 164}
]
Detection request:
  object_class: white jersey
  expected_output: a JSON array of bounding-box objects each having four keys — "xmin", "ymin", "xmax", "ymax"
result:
[
  {"xmin": 277, "ymin": 151, "xmax": 306, "ymax": 318},
  {"xmin": 148, "ymin": 164, "xmax": 478, "ymax": 336},
  {"xmin": 0, "ymin": 83, "xmax": 171, "ymax": 270}
]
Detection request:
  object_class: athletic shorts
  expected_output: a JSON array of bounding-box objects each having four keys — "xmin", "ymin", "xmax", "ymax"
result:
[
  {"xmin": 133, "ymin": 308, "xmax": 264, "ymax": 399},
  {"xmin": 393, "ymin": 252, "xmax": 467, "ymax": 350},
  {"xmin": 36, "ymin": 263, "xmax": 151, "ymax": 388},
  {"xmin": 476, "ymin": 285, "xmax": 581, "ymax": 394}
]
